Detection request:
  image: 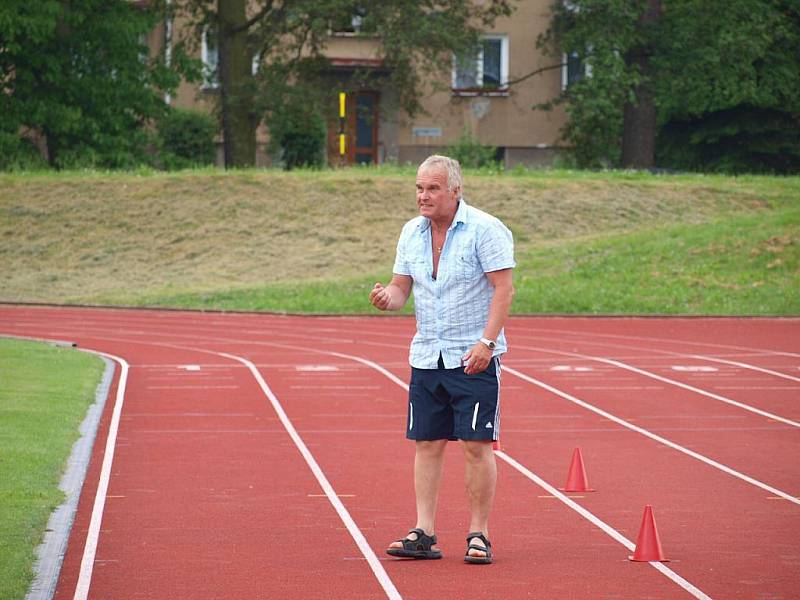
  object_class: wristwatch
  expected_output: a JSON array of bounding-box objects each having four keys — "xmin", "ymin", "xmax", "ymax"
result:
[{"xmin": 479, "ymin": 337, "xmax": 497, "ymax": 350}]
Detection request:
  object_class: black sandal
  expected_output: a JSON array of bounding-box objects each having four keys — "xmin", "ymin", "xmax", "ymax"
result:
[
  {"xmin": 386, "ymin": 528, "xmax": 443, "ymax": 559},
  {"xmin": 464, "ymin": 532, "xmax": 493, "ymax": 564}
]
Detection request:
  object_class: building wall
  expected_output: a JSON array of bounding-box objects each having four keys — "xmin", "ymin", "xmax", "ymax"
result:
[
  {"xmin": 154, "ymin": 0, "xmax": 567, "ymax": 168},
  {"xmin": 396, "ymin": 0, "xmax": 567, "ymax": 166}
]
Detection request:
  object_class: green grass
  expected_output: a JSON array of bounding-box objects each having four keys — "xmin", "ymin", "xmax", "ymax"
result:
[
  {"xmin": 1, "ymin": 167, "xmax": 798, "ymax": 314},
  {"xmin": 135, "ymin": 203, "xmax": 799, "ymax": 315},
  {"xmin": 0, "ymin": 339, "xmax": 104, "ymax": 600},
  {"xmin": 515, "ymin": 205, "xmax": 799, "ymax": 314}
]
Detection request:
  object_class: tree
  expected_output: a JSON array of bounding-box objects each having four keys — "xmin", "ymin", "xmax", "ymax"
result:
[
  {"xmin": 620, "ymin": 0, "xmax": 660, "ymax": 168},
  {"xmin": 535, "ymin": 0, "xmax": 647, "ymax": 168},
  {"xmin": 534, "ymin": 0, "xmax": 800, "ymax": 172},
  {"xmin": 173, "ymin": 0, "xmax": 513, "ymax": 168},
  {"xmin": 0, "ymin": 0, "xmax": 184, "ymax": 169},
  {"xmin": 653, "ymin": 0, "xmax": 800, "ymax": 173}
]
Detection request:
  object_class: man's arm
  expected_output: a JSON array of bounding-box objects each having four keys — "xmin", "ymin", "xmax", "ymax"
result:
[
  {"xmin": 369, "ymin": 274, "xmax": 413, "ymax": 311},
  {"xmin": 463, "ymin": 268, "xmax": 514, "ymax": 374}
]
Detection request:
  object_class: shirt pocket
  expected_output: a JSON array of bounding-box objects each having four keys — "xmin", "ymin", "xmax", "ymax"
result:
[
  {"xmin": 409, "ymin": 256, "xmax": 430, "ymax": 280},
  {"xmin": 457, "ymin": 253, "xmax": 481, "ymax": 281}
]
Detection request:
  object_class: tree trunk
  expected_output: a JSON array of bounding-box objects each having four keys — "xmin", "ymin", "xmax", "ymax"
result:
[
  {"xmin": 621, "ymin": 0, "xmax": 661, "ymax": 169},
  {"xmin": 218, "ymin": 0, "xmax": 256, "ymax": 168}
]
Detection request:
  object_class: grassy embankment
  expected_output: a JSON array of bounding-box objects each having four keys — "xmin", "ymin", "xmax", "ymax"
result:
[
  {"xmin": 1, "ymin": 167, "xmax": 798, "ymax": 314},
  {"xmin": 0, "ymin": 338, "xmax": 104, "ymax": 600}
]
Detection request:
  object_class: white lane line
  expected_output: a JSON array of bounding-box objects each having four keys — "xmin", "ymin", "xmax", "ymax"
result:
[
  {"xmin": 512, "ymin": 325, "xmax": 800, "ymax": 359},
  {"xmin": 505, "ymin": 366, "xmax": 800, "ymax": 506},
  {"xmin": 73, "ymin": 350, "xmax": 130, "ymax": 600},
  {"xmin": 115, "ymin": 327, "xmax": 714, "ymax": 597},
  {"xmin": 509, "ymin": 329, "xmax": 800, "ymax": 380},
  {"xmin": 715, "ymin": 386, "xmax": 800, "ymax": 390},
  {"xmin": 38, "ymin": 329, "xmax": 748, "ymax": 597},
  {"xmin": 575, "ymin": 386, "xmax": 663, "ymax": 390},
  {"xmin": 328, "ymin": 352, "xmax": 713, "ymax": 598},
  {"xmin": 218, "ymin": 352, "xmax": 402, "ymax": 600},
  {"xmin": 145, "ymin": 385, "xmax": 239, "ymax": 389},
  {"xmin": 39, "ymin": 334, "xmax": 400, "ymax": 599},
  {"xmin": 690, "ymin": 354, "xmax": 800, "ymax": 383},
  {"xmin": 518, "ymin": 344, "xmax": 800, "ymax": 429},
  {"xmin": 496, "ymin": 451, "xmax": 710, "ymax": 600}
]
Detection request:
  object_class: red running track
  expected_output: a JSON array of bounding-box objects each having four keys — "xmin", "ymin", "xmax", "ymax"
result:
[{"xmin": 2, "ymin": 305, "xmax": 799, "ymax": 599}]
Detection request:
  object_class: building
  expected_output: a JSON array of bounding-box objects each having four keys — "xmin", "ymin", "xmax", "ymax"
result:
[{"xmin": 150, "ymin": 1, "xmax": 577, "ymax": 168}]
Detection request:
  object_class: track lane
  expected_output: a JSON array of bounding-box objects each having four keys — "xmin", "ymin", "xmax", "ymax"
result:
[
  {"xmin": 3, "ymin": 306, "xmax": 799, "ymax": 598},
  {"xmin": 3, "ymin": 306, "xmax": 708, "ymax": 598},
  {"xmin": 505, "ymin": 331, "xmax": 800, "ymax": 422},
  {"xmin": 216, "ymin": 335, "xmax": 708, "ymax": 599},
  {"xmin": 0, "ymin": 330, "xmax": 400, "ymax": 598}
]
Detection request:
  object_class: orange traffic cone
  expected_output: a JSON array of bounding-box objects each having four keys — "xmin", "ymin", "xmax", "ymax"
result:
[
  {"xmin": 559, "ymin": 447, "xmax": 594, "ymax": 492},
  {"xmin": 629, "ymin": 505, "xmax": 669, "ymax": 562}
]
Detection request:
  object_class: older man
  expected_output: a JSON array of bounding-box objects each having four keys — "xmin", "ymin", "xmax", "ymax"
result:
[{"xmin": 369, "ymin": 154, "xmax": 515, "ymax": 564}]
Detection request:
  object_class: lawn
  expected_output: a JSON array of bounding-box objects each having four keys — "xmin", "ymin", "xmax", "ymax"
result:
[
  {"xmin": 1, "ymin": 167, "xmax": 798, "ymax": 314},
  {"xmin": 0, "ymin": 338, "xmax": 104, "ymax": 600}
]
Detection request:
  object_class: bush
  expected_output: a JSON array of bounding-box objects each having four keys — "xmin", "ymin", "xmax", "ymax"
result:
[
  {"xmin": 657, "ymin": 106, "xmax": 800, "ymax": 175},
  {"xmin": 267, "ymin": 104, "xmax": 326, "ymax": 170},
  {"xmin": 445, "ymin": 130, "xmax": 499, "ymax": 169},
  {"xmin": 157, "ymin": 108, "xmax": 217, "ymax": 169},
  {"xmin": 0, "ymin": 133, "xmax": 48, "ymax": 171}
]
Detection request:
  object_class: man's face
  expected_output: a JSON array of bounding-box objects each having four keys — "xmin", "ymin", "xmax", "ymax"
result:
[{"xmin": 416, "ymin": 167, "xmax": 459, "ymax": 222}]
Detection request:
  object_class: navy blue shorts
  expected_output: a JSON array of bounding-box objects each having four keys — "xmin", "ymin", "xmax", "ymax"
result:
[{"xmin": 406, "ymin": 355, "xmax": 501, "ymax": 441}]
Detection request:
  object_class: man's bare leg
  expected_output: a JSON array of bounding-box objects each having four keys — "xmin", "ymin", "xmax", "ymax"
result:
[
  {"xmin": 389, "ymin": 439, "xmax": 448, "ymax": 550},
  {"xmin": 462, "ymin": 440, "xmax": 496, "ymax": 558}
]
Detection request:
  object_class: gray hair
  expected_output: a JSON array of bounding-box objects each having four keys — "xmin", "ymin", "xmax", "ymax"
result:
[{"xmin": 418, "ymin": 155, "xmax": 462, "ymax": 195}]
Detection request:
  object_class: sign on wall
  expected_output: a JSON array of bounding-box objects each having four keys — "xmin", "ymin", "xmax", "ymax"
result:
[{"xmin": 412, "ymin": 127, "xmax": 443, "ymax": 138}]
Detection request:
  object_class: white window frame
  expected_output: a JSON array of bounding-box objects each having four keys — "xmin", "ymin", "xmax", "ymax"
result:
[
  {"xmin": 201, "ymin": 28, "xmax": 219, "ymax": 89},
  {"xmin": 452, "ymin": 34, "xmax": 509, "ymax": 93},
  {"xmin": 164, "ymin": 12, "xmax": 173, "ymax": 103},
  {"xmin": 561, "ymin": 49, "xmax": 592, "ymax": 91}
]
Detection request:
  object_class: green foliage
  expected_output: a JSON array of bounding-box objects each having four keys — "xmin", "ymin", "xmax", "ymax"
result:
[
  {"xmin": 157, "ymin": 108, "xmax": 217, "ymax": 169},
  {"xmin": 657, "ymin": 106, "xmax": 800, "ymax": 174},
  {"xmin": 537, "ymin": 0, "xmax": 800, "ymax": 173},
  {"xmin": 651, "ymin": 0, "xmax": 800, "ymax": 174},
  {"xmin": 267, "ymin": 101, "xmax": 326, "ymax": 170},
  {"xmin": 445, "ymin": 130, "xmax": 499, "ymax": 169},
  {"xmin": 0, "ymin": 0, "xmax": 183, "ymax": 170},
  {"xmin": 0, "ymin": 133, "xmax": 47, "ymax": 171},
  {"xmin": 536, "ymin": 0, "xmax": 641, "ymax": 168}
]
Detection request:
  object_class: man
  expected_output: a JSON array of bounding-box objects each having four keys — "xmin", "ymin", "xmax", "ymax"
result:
[{"xmin": 369, "ymin": 154, "xmax": 515, "ymax": 564}]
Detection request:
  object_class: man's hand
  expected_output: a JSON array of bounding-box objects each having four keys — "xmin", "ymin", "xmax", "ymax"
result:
[
  {"xmin": 370, "ymin": 282, "xmax": 392, "ymax": 311},
  {"xmin": 462, "ymin": 341, "xmax": 493, "ymax": 375},
  {"xmin": 369, "ymin": 275, "xmax": 412, "ymax": 312}
]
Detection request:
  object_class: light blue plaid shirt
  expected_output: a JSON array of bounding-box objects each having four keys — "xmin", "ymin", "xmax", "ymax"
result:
[{"xmin": 393, "ymin": 199, "xmax": 515, "ymax": 369}]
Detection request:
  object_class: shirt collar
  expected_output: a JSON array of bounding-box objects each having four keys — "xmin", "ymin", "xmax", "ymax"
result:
[{"xmin": 418, "ymin": 198, "xmax": 470, "ymax": 232}]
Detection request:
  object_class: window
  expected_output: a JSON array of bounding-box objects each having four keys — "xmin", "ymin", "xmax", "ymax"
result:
[
  {"xmin": 561, "ymin": 50, "xmax": 591, "ymax": 90},
  {"xmin": 330, "ymin": 6, "xmax": 374, "ymax": 35},
  {"xmin": 453, "ymin": 35, "xmax": 508, "ymax": 92},
  {"xmin": 201, "ymin": 27, "xmax": 218, "ymax": 89}
]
